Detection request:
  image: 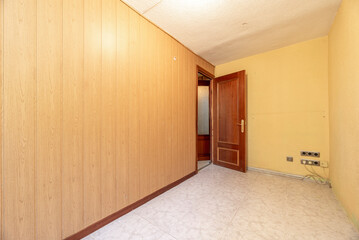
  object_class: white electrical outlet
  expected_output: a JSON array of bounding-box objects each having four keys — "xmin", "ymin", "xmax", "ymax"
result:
[{"xmin": 301, "ymin": 159, "xmax": 320, "ymax": 166}]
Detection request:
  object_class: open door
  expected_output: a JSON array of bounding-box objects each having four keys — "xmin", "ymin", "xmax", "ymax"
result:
[{"xmin": 213, "ymin": 71, "xmax": 246, "ymax": 172}]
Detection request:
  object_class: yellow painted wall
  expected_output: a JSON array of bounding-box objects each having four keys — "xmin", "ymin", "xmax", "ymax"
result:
[
  {"xmin": 328, "ymin": 0, "xmax": 359, "ymax": 230},
  {"xmin": 216, "ymin": 37, "xmax": 329, "ymax": 176}
]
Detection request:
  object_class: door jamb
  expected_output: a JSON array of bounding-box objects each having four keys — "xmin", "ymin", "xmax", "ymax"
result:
[{"xmin": 196, "ymin": 66, "xmax": 215, "ymax": 173}]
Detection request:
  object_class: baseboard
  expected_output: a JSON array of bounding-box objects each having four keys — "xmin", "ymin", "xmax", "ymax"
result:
[
  {"xmin": 248, "ymin": 166, "xmax": 305, "ymax": 180},
  {"xmin": 65, "ymin": 171, "xmax": 197, "ymax": 240}
]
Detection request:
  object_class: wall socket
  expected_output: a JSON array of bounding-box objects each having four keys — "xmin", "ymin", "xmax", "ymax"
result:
[
  {"xmin": 301, "ymin": 159, "xmax": 320, "ymax": 166},
  {"xmin": 300, "ymin": 151, "xmax": 320, "ymax": 158},
  {"xmin": 286, "ymin": 156, "xmax": 293, "ymax": 162}
]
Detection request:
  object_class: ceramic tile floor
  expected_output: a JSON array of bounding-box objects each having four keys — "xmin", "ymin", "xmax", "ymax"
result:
[
  {"xmin": 198, "ymin": 160, "xmax": 211, "ymax": 170},
  {"xmin": 83, "ymin": 164, "xmax": 359, "ymax": 240}
]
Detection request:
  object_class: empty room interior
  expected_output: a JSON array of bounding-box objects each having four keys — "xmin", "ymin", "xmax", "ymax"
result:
[{"xmin": 1, "ymin": 0, "xmax": 359, "ymax": 239}]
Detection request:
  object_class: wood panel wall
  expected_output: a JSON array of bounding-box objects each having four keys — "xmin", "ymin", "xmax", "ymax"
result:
[
  {"xmin": 0, "ymin": 0, "xmax": 3, "ymax": 238},
  {"xmin": 0, "ymin": 0, "xmax": 214, "ymax": 239}
]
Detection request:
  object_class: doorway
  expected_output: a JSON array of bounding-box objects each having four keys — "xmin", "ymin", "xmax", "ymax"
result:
[
  {"xmin": 196, "ymin": 68, "xmax": 247, "ymax": 172},
  {"xmin": 196, "ymin": 67, "xmax": 214, "ymax": 171},
  {"xmin": 213, "ymin": 71, "xmax": 247, "ymax": 172}
]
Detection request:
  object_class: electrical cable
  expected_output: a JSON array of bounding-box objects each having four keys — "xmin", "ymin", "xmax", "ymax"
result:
[
  {"xmin": 302, "ymin": 164, "xmax": 330, "ymax": 186},
  {"xmin": 321, "ymin": 166, "xmax": 329, "ymax": 179}
]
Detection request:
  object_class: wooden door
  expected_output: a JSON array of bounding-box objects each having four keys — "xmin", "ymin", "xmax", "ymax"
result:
[{"xmin": 213, "ymin": 71, "xmax": 246, "ymax": 172}]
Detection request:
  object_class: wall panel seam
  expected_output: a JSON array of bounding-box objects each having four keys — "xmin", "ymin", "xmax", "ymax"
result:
[
  {"xmin": 115, "ymin": 0, "xmax": 119, "ymax": 208},
  {"xmin": 82, "ymin": 0, "xmax": 85, "ymax": 226},
  {"xmin": 61, "ymin": 0, "xmax": 64, "ymax": 236},
  {"xmin": 0, "ymin": 0, "xmax": 3, "ymax": 237},
  {"xmin": 34, "ymin": 0, "xmax": 38, "ymax": 239}
]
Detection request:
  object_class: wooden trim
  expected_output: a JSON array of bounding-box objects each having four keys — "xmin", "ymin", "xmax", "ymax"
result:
[
  {"xmin": 198, "ymin": 76, "xmax": 211, "ymax": 81},
  {"xmin": 197, "ymin": 66, "xmax": 215, "ymax": 79},
  {"xmin": 196, "ymin": 67, "xmax": 198, "ymax": 171},
  {"xmin": 119, "ymin": 1, "xmax": 214, "ymax": 69},
  {"xmin": 198, "ymin": 80, "xmax": 210, "ymax": 86},
  {"xmin": 240, "ymin": 71, "xmax": 247, "ymax": 172},
  {"xmin": 64, "ymin": 171, "xmax": 197, "ymax": 240},
  {"xmin": 208, "ymin": 71, "xmax": 213, "ymax": 164},
  {"xmin": 218, "ymin": 140, "xmax": 239, "ymax": 145},
  {"xmin": 196, "ymin": 66, "xmax": 214, "ymax": 171},
  {"xmin": 217, "ymin": 148, "xmax": 239, "ymax": 166}
]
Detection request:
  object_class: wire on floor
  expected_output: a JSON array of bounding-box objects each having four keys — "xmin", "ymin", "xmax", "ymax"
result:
[{"xmin": 302, "ymin": 164, "xmax": 331, "ymax": 188}]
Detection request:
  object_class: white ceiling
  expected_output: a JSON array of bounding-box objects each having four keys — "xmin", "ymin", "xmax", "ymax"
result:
[{"xmin": 123, "ymin": 0, "xmax": 342, "ymax": 65}]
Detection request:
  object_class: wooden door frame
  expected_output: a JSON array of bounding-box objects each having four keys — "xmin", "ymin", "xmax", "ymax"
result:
[{"xmin": 196, "ymin": 66, "xmax": 215, "ymax": 172}]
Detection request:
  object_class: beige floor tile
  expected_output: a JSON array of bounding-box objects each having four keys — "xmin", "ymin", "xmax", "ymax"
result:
[{"xmin": 84, "ymin": 164, "xmax": 359, "ymax": 240}]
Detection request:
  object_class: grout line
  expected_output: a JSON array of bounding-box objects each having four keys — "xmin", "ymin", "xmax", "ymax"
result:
[{"xmin": 135, "ymin": 213, "xmax": 179, "ymax": 240}]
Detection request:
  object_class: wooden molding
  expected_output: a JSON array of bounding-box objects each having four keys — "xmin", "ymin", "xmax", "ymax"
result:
[
  {"xmin": 197, "ymin": 66, "xmax": 215, "ymax": 79},
  {"xmin": 198, "ymin": 80, "xmax": 210, "ymax": 86},
  {"xmin": 196, "ymin": 65, "xmax": 214, "ymax": 171},
  {"xmin": 64, "ymin": 171, "xmax": 197, "ymax": 240}
]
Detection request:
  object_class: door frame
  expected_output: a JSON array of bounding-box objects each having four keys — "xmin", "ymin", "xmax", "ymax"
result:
[{"xmin": 196, "ymin": 66, "xmax": 215, "ymax": 172}]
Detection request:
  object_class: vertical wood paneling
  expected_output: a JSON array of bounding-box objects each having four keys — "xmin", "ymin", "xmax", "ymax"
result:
[
  {"xmin": 164, "ymin": 35, "xmax": 173, "ymax": 184},
  {"xmin": 178, "ymin": 46, "xmax": 186, "ymax": 177},
  {"xmin": 139, "ymin": 18, "xmax": 150, "ymax": 198},
  {"xmin": 0, "ymin": 0, "xmax": 3, "ymax": 237},
  {"xmin": 62, "ymin": 0, "xmax": 84, "ymax": 237},
  {"xmin": 3, "ymin": 0, "xmax": 36, "ymax": 239},
  {"xmin": 116, "ymin": 0, "xmax": 129, "ymax": 210},
  {"xmin": 36, "ymin": 0, "xmax": 63, "ymax": 239},
  {"xmin": 157, "ymin": 28, "xmax": 166, "ymax": 189},
  {"xmin": 184, "ymin": 50, "xmax": 191, "ymax": 175},
  {"xmin": 128, "ymin": 10, "xmax": 140, "ymax": 204},
  {"xmin": 101, "ymin": 0, "xmax": 117, "ymax": 218},
  {"xmin": 171, "ymin": 39, "xmax": 180, "ymax": 182},
  {"xmin": 1, "ymin": 1, "xmax": 214, "ymax": 238},
  {"xmin": 189, "ymin": 53, "xmax": 197, "ymax": 171},
  {"xmin": 83, "ymin": 0, "xmax": 102, "ymax": 227},
  {"xmin": 149, "ymin": 24, "xmax": 159, "ymax": 193}
]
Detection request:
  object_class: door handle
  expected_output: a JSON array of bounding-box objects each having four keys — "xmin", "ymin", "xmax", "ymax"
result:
[{"xmin": 238, "ymin": 119, "xmax": 245, "ymax": 133}]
